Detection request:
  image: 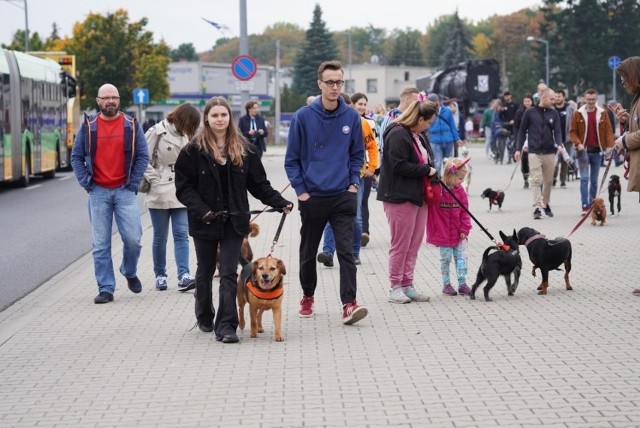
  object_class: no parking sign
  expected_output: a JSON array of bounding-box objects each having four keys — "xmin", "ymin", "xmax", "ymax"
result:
[{"xmin": 231, "ymin": 55, "xmax": 257, "ymax": 81}]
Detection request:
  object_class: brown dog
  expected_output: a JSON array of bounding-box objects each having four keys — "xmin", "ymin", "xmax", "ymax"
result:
[
  {"xmin": 591, "ymin": 197, "xmax": 607, "ymax": 226},
  {"xmin": 237, "ymin": 257, "xmax": 286, "ymax": 341},
  {"xmin": 216, "ymin": 222, "xmax": 260, "ymax": 276}
]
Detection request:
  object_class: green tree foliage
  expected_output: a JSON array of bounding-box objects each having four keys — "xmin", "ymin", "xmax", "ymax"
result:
[
  {"xmin": 291, "ymin": 4, "xmax": 339, "ymax": 99},
  {"xmin": 1, "ymin": 30, "xmax": 44, "ymax": 51},
  {"xmin": 424, "ymin": 15, "xmax": 455, "ymax": 68},
  {"xmin": 387, "ymin": 29, "xmax": 425, "ymax": 66},
  {"xmin": 543, "ymin": 0, "xmax": 640, "ymax": 101},
  {"xmin": 60, "ymin": 9, "xmax": 169, "ymax": 109},
  {"xmin": 441, "ymin": 11, "xmax": 473, "ymax": 67},
  {"xmin": 280, "ymin": 83, "xmax": 306, "ymax": 112},
  {"xmin": 170, "ymin": 43, "xmax": 199, "ymax": 62}
]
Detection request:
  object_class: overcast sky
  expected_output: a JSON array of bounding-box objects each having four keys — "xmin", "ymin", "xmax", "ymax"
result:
[{"xmin": 1, "ymin": 0, "xmax": 541, "ymax": 53}]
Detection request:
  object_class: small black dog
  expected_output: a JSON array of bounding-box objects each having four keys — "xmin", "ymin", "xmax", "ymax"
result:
[
  {"xmin": 517, "ymin": 227, "xmax": 572, "ymax": 295},
  {"xmin": 470, "ymin": 230, "xmax": 522, "ymax": 302},
  {"xmin": 608, "ymin": 174, "xmax": 622, "ymax": 215},
  {"xmin": 481, "ymin": 188, "xmax": 505, "ymax": 211}
]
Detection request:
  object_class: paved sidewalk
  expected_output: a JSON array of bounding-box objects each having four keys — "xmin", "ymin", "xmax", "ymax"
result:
[{"xmin": 1, "ymin": 144, "xmax": 639, "ymax": 427}]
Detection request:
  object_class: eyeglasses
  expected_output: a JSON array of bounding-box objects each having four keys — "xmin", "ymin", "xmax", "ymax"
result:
[
  {"xmin": 321, "ymin": 80, "xmax": 345, "ymax": 88},
  {"xmin": 97, "ymin": 96, "xmax": 120, "ymax": 101}
]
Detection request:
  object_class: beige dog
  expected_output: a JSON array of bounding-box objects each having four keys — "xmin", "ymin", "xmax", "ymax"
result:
[{"xmin": 237, "ymin": 257, "xmax": 286, "ymax": 341}]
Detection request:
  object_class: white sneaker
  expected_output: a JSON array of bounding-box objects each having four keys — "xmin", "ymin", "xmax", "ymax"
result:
[{"xmin": 388, "ymin": 287, "xmax": 411, "ymax": 304}]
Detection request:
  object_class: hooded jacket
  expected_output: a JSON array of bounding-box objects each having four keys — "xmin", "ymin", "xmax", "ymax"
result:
[
  {"xmin": 71, "ymin": 112, "xmax": 149, "ymax": 193},
  {"xmin": 285, "ymin": 96, "xmax": 364, "ymax": 197}
]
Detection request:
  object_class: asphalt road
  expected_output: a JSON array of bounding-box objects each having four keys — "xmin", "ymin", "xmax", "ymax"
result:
[{"xmin": 0, "ymin": 172, "xmax": 147, "ymax": 311}]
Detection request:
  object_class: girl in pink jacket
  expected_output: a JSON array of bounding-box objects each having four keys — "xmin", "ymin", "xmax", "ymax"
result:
[{"xmin": 426, "ymin": 158, "xmax": 472, "ymax": 296}]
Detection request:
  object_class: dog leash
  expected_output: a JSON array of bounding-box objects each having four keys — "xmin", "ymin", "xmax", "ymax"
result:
[
  {"xmin": 251, "ymin": 183, "xmax": 292, "ymax": 223},
  {"xmin": 436, "ymin": 177, "xmax": 511, "ymax": 252},
  {"xmin": 267, "ymin": 213, "xmax": 289, "ymax": 257},
  {"xmin": 566, "ymin": 147, "xmax": 618, "ymax": 237}
]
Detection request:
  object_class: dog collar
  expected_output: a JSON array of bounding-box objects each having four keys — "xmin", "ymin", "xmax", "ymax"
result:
[
  {"xmin": 524, "ymin": 233, "xmax": 545, "ymax": 247},
  {"xmin": 246, "ymin": 281, "xmax": 283, "ymax": 300}
]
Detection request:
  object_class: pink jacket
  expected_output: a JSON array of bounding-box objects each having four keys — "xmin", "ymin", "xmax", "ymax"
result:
[{"xmin": 426, "ymin": 184, "xmax": 472, "ymax": 247}]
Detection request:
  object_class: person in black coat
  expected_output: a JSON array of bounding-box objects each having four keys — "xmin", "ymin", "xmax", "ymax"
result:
[
  {"xmin": 238, "ymin": 100, "xmax": 268, "ymax": 158},
  {"xmin": 175, "ymin": 97, "xmax": 292, "ymax": 344}
]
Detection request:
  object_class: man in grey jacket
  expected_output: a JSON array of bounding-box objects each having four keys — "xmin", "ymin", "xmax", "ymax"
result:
[{"xmin": 514, "ymin": 88, "xmax": 563, "ymax": 219}]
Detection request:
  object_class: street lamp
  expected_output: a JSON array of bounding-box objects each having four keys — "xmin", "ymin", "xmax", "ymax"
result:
[
  {"xmin": 1, "ymin": 0, "xmax": 29, "ymax": 52},
  {"xmin": 526, "ymin": 36, "xmax": 549, "ymax": 85},
  {"xmin": 343, "ymin": 31, "xmax": 352, "ymax": 90}
]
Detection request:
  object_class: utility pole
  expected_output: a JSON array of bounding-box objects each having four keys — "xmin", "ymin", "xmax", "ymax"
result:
[
  {"xmin": 239, "ymin": 0, "xmax": 249, "ymax": 106},
  {"xmin": 275, "ymin": 40, "xmax": 281, "ymax": 144}
]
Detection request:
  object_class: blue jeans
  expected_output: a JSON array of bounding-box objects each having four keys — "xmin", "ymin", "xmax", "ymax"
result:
[
  {"xmin": 322, "ymin": 179, "xmax": 364, "ymax": 257},
  {"xmin": 578, "ymin": 151, "xmax": 601, "ymax": 209},
  {"xmin": 88, "ymin": 185, "xmax": 143, "ymax": 294},
  {"xmin": 148, "ymin": 208, "xmax": 190, "ymax": 279},
  {"xmin": 432, "ymin": 142, "xmax": 454, "ymax": 175}
]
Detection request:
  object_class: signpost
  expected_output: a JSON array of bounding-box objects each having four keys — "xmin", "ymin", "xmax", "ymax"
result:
[
  {"xmin": 133, "ymin": 88, "xmax": 149, "ymax": 122},
  {"xmin": 609, "ymin": 56, "xmax": 621, "ymax": 102}
]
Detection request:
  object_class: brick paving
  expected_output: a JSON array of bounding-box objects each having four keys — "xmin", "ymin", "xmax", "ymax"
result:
[{"xmin": 0, "ymin": 143, "xmax": 639, "ymax": 427}]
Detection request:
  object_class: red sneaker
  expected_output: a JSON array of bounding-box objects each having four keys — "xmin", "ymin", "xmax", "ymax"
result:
[
  {"xmin": 342, "ymin": 301, "xmax": 368, "ymax": 325},
  {"xmin": 298, "ymin": 296, "xmax": 314, "ymax": 318}
]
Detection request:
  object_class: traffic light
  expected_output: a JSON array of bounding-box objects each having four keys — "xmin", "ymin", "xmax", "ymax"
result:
[{"xmin": 59, "ymin": 71, "xmax": 77, "ymax": 98}]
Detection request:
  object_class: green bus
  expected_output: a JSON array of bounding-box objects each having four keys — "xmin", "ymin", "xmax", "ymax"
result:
[{"xmin": 1, "ymin": 48, "xmax": 68, "ymax": 186}]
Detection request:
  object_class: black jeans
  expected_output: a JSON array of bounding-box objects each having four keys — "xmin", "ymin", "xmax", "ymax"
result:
[
  {"xmin": 298, "ymin": 192, "xmax": 358, "ymax": 304},
  {"xmin": 361, "ymin": 176, "xmax": 374, "ymax": 234},
  {"xmin": 192, "ymin": 221, "xmax": 243, "ymax": 336}
]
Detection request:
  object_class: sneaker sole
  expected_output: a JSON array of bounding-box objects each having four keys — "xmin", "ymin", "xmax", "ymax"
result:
[
  {"xmin": 177, "ymin": 283, "xmax": 196, "ymax": 292},
  {"xmin": 409, "ymin": 296, "xmax": 430, "ymax": 302},
  {"xmin": 343, "ymin": 307, "xmax": 368, "ymax": 325},
  {"xmin": 298, "ymin": 312, "xmax": 314, "ymax": 318},
  {"xmin": 156, "ymin": 286, "xmax": 168, "ymax": 291},
  {"xmin": 388, "ymin": 298, "xmax": 411, "ymax": 304}
]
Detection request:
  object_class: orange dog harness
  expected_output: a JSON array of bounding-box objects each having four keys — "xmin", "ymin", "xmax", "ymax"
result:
[{"xmin": 246, "ymin": 281, "xmax": 283, "ymax": 300}]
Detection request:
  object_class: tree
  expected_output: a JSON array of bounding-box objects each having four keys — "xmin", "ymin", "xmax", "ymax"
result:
[
  {"xmin": 170, "ymin": 43, "xmax": 199, "ymax": 62},
  {"xmin": 291, "ymin": 4, "xmax": 339, "ymax": 100},
  {"xmin": 58, "ymin": 9, "xmax": 169, "ymax": 109},
  {"xmin": 386, "ymin": 29, "xmax": 425, "ymax": 66},
  {"xmin": 424, "ymin": 15, "xmax": 456, "ymax": 68},
  {"xmin": 1, "ymin": 30, "xmax": 44, "ymax": 51},
  {"xmin": 441, "ymin": 11, "xmax": 473, "ymax": 67}
]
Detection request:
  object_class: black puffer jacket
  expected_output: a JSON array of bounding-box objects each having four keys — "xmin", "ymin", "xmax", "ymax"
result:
[
  {"xmin": 175, "ymin": 143, "xmax": 290, "ymax": 240},
  {"xmin": 376, "ymin": 123, "xmax": 436, "ymax": 206}
]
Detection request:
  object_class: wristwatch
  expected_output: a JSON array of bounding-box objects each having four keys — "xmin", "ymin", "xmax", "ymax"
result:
[{"xmin": 350, "ymin": 182, "xmax": 360, "ymax": 189}]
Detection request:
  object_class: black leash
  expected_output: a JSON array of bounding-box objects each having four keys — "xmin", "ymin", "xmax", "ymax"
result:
[
  {"xmin": 268, "ymin": 213, "xmax": 288, "ymax": 256},
  {"xmin": 435, "ymin": 177, "xmax": 510, "ymax": 251}
]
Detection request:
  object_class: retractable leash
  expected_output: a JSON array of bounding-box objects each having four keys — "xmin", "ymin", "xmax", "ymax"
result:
[
  {"xmin": 566, "ymin": 147, "xmax": 618, "ymax": 238},
  {"xmin": 436, "ymin": 177, "xmax": 511, "ymax": 252}
]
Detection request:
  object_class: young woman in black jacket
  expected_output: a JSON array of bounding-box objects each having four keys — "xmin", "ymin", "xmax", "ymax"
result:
[{"xmin": 175, "ymin": 97, "xmax": 292, "ymax": 343}]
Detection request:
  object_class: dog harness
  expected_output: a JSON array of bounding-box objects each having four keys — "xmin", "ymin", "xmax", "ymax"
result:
[
  {"xmin": 490, "ymin": 191, "xmax": 504, "ymax": 205},
  {"xmin": 246, "ymin": 280, "xmax": 283, "ymax": 300},
  {"xmin": 524, "ymin": 233, "xmax": 546, "ymax": 248}
]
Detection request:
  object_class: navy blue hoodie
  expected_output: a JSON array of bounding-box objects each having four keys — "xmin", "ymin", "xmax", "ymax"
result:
[{"xmin": 285, "ymin": 96, "xmax": 364, "ymax": 197}]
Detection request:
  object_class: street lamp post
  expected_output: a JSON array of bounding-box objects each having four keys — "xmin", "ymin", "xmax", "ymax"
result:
[
  {"xmin": 1, "ymin": 0, "xmax": 29, "ymax": 52},
  {"xmin": 526, "ymin": 36, "xmax": 549, "ymax": 85}
]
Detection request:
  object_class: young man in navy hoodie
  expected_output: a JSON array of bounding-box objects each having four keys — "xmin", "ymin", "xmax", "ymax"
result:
[{"xmin": 285, "ymin": 60, "xmax": 368, "ymax": 325}]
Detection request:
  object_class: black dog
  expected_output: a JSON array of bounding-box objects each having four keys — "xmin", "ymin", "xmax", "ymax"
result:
[
  {"xmin": 608, "ymin": 174, "xmax": 622, "ymax": 215},
  {"xmin": 470, "ymin": 230, "xmax": 522, "ymax": 302},
  {"xmin": 517, "ymin": 227, "xmax": 572, "ymax": 295},
  {"xmin": 481, "ymin": 188, "xmax": 505, "ymax": 211}
]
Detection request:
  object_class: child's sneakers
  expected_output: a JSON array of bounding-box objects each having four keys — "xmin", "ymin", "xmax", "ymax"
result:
[
  {"xmin": 388, "ymin": 287, "xmax": 411, "ymax": 304},
  {"xmin": 442, "ymin": 284, "xmax": 458, "ymax": 296},
  {"xmin": 404, "ymin": 286, "xmax": 430, "ymax": 302},
  {"xmin": 458, "ymin": 284, "xmax": 472, "ymax": 296}
]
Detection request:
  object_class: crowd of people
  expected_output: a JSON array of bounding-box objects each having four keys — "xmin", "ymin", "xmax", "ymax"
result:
[{"xmin": 70, "ymin": 56, "xmax": 640, "ymax": 343}]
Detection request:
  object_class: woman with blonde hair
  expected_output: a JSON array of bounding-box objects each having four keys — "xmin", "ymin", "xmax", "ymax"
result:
[
  {"xmin": 175, "ymin": 97, "xmax": 292, "ymax": 343},
  {"xmin": 377, "ymin": 98, "xmax": 438, "ymax": 304}
]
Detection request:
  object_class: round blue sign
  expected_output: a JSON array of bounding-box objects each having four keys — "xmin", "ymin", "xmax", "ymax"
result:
[
  {"xmin": 231, "ymin": 55, "xmax": 257, "ymax": 81},
  {"xmin": 608, "ymin": 56, "xmax": 621, "ymax": 70}
]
